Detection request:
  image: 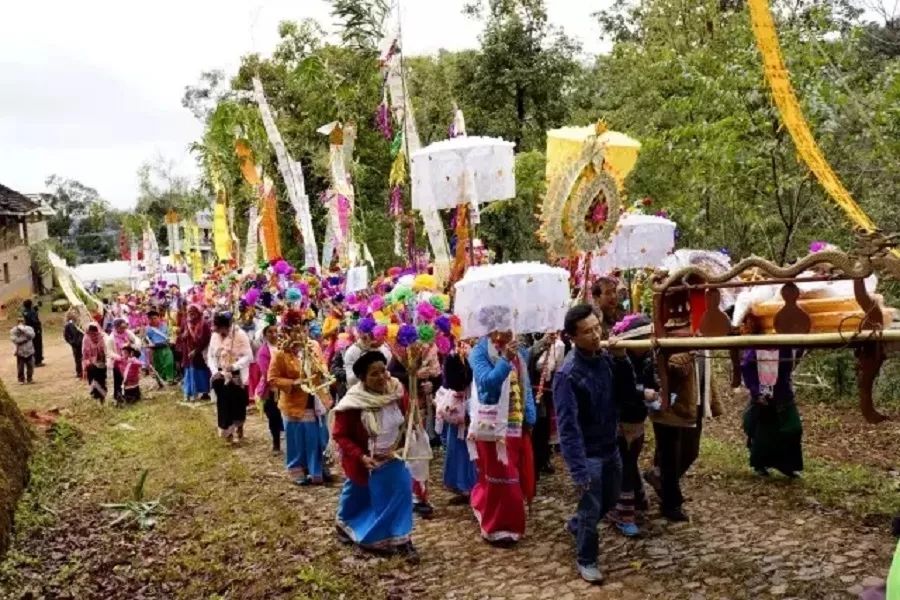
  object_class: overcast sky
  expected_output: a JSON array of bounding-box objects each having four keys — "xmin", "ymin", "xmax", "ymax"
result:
[{"xmin": 0, "ymin": 0, "xmax": 612, "ymax": 209}]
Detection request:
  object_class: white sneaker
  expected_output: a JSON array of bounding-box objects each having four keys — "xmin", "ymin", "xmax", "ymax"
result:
[{"xmin": 577, "ymin": 563, "xmax": 604, "ymax": 585}]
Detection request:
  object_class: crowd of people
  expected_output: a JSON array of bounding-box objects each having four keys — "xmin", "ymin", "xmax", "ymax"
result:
[{"xmin": 33, "ymin": 260, "xmax": 813, "ymax": 584}]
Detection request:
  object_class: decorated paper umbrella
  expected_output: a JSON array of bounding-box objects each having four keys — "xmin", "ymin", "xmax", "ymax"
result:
[
  {"xmin": 540, "ymin": 123, "xmax": 642, "ymax": 258},
  {"xmin": 454, "ymin": 262, "xmax": 571, "ymax": 339},
  {"xmin": 410, "ymin": 136, "xmax": 516, "ymax": 221},
  {"xmin": 590, "ymin": 213, "xmax": 677, "ymax": 274}
]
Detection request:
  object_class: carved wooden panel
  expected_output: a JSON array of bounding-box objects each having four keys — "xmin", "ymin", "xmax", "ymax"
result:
[
  {"xmin": 698, "ymin": 288, "xmax": 732, "ymax": 337},
  {"xmin": 773, "ymin": 283, "xmax": 811, "ymax": 334}
]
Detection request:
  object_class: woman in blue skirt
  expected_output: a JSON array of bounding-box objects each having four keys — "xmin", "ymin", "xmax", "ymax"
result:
[
  {"xmin": 176, "ymin": 304, "xmax": 211, "ymax": 403},
  {"xmin": 332, "ymin": 351, "xmax": 418, "ymax": 563},
  {"xmin": 437, "ymin": 349, "xmax": 477, "ymax": 500}
]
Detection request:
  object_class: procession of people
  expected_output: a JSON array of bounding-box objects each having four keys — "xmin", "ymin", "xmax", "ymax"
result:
[{"xmin": 30, "ymin": 254, "xmax": 816, "ymax": 586}]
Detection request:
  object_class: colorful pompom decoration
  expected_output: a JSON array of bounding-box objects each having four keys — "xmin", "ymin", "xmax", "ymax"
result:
[
  {"xmin": 435, "ymin": 315, "xmax": 452, "ymax": 335},
  {"xmin": 412, "ymin": 274, "xmax": 437, "ymax": 293},
  {"xmin": 358, "ymin": 316, "xmax": 377, "ymax": 335},
  {"xmin": 397, "ymin": 324, "xmax": 419, "ymax": 347},
  {"xmin": 435, "ymin": 334, "xmax": 452, "ymax": 355},
  {"xmin": 416, "ymin": 301, "xmax": 438, "ymax": 322},
  {"xmin": 416, "ymin": 323, "xmax": 436, "ymax": 344}
]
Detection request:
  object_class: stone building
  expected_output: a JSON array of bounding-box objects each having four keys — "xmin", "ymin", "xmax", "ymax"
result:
[{"xmin": 0, "ymin": 183, "xmax": 51, "ymax": 308}]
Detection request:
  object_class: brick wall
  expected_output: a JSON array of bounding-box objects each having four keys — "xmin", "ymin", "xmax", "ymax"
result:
[{"xmin": 0, "ymin": 244, "xmax": 33, "ymax": 308}]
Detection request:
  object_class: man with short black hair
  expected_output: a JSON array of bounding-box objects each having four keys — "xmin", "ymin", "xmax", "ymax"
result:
[
  {"xmin": 553, "ymin": 304, "xmax": 636, "ymax": 584},
  {"xmin": 591, "ymin": 277, "xmax": 623, "ymax": 336}
]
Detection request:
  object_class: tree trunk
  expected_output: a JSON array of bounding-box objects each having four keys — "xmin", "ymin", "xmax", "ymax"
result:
[
  {"xmin": 515, "ymin": 84, "xmax": 527, "ymax": 149},
  {"xmin": 0, "ymin": 378, "xmax": 32, "ymax": 558}
]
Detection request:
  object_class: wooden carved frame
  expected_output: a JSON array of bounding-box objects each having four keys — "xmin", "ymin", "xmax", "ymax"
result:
[{"xmin": 647, "ymin": 243, "xmax": 891, "ymax": 423}]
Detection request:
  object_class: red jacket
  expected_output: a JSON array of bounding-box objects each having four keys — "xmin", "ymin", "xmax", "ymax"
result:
[
  {"xmin": 332, "ymin": 409, "xmax": 371, "ymax": 486},
  {"xmin": 332, "ymin": 393, "xmax": 410, "ymax": 486}
]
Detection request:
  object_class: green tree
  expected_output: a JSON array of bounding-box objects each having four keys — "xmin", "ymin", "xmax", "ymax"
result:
[
  {"xmin": 478, "ymin": 150, "xmax": 546, "ymax": 262},
  {"xmin": 135, "ymin": 157, "xmax": 209, "ymax": 247},
  {"xmin": 43, "ymin": 175, "xmax": 103, "ymax": 238},
  {"xmin": 461, "ymin": 0, "xmax": 582, "ymax": 151},
  {"xmin": 579, "ymin": 0, "xmax": 897, "ymax": 264}
]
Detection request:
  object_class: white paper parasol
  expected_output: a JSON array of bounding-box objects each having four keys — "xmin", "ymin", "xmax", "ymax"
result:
[
  {"xmin": 410, "ymin": 136, "xmax": 516, "ymax": 219},
  {"xmin": 454, "ymin": 262, "xmax": 571, "ymax": 338},
  {"xmin": 590, "ymin": 213, "xmax": 677, "ymax": 274}
]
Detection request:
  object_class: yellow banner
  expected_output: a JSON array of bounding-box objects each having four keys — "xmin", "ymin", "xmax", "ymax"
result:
[
  {"xmin": 259, "ymin": 180, "xmax": 282, "ymax": 260},
  {"xmin": 190, "ymin": 223, "xmax": 203, "ymax": 282},
  {"xmin": 748, "ymin": 0, "xmax": 877, "ymax": 232},
  {"xmin": 213, "ymin": 193, "xmax": 232, "ymax": 262}
]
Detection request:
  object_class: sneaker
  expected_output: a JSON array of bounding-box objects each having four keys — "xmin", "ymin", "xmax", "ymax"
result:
[
  {"xmin": 293, "ymin": 477, "xmax": 311, "ymax": 487},
  {"xmin": 615, "ymin": 522, "xmax": 640, "ymax": 538},
  {"xmin": 576, "ymin": 563, "xmax": 604, "ymax": 585},
  {"xmin": 413, "ymin": 502, "xmax": 435, "ymax": 519},
  {"xmin": 754, "ymin": 467, "xmax": 770, "ymax": 477},
  {"xmin": 662, "ymin": 507, "xmax": 690, "ymax": 523}
]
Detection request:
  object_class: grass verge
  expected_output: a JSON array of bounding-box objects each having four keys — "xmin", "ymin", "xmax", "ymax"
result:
[
  {"xmin": 2, "ymin": 391, "xmax": 373, "ymax": 599},
  {"xmin": 697, "ymin": 436, "xmax": 900, "ymax": 520}
]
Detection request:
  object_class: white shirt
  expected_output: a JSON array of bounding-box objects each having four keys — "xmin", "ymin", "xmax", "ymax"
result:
[{"xmin": 344, "ymin": 342, "xmax": 393, "ymax": 387}]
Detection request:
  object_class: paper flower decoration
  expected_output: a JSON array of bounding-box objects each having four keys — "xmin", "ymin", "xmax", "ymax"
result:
[
  {"xmin": 273, "ymin": 260, "xmax": 292, "ymax": 276},
  {"xmin": 391, "ymin": 285, "xmax": 414, "ymax": 305},
  {"xmin": 308, "ymin": 321, "xmax": 322, "ymax": 339},
  {"xmin": 358, "ymin": 316, "xmax": 376, "ymax": 335},
  {"xmin": 373, "ymin": 311, "xmax": 390, "ymax": 325},
  {"xmin": 243, "ymin": 288, "xmax": 260, "ymax": 306},
  {"xmin": 435, "ymin": 334, "xmax": 452, "ymax": 355},
  {"xmin": 810, "ymin": 241, "xmax": 828, "ymax": 253},
  {"xmin": 323, "ymin": 315, "xmax": 340, "ymax": 338},
  {"xmin": 397, "ymin": 324, "xmax": 419, "ymax": 347},
  {"xmin": 416, "ymin": 323, "xmax": 436, "ymax": 344},
  {"xmin": 412, "ymin": 274, "xmax": 437, "ymax": 292},
  {"xmin": 416, "ymin": 301, "xmax": 438, "ymax": 322},
  {"xmin": 285, "ymin": 287, "xmax": 303, "ymax": 303},
  {"xmin": 369, "ymin": 296, "xmax": 385, "ymax": 313},
  {"xmin": 450, "ymin": 314, "xmax": 462, "ymax": 339},
  {"xmin": 429, "ymin": 295, "xmax": 449, "ymax": 312},
  {"xmin": 435, "ymin": 315, "xmax": 452, "ymax": 335},
  {"xmin": 387, "ymin": 323, "xmax": 400, "ymax": 343},
  {"xmin": 372, "ymin": 324, "xmax": 388, "ymax": 340}
]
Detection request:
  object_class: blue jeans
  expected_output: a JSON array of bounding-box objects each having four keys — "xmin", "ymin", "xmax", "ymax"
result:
[{"xmin": 567, "ymin": 453, "xmax": 622, "ymax": 567}]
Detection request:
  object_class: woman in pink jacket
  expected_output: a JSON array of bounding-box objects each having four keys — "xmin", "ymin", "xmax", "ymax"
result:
[{"xmin": 255, "ymin": 325, "xmax": 283, "ymax": 453}]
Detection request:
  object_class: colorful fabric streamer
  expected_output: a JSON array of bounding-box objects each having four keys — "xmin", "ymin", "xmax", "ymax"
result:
[{"xmin": 748, "ymin": 0, "xmax": 880, "ymax": 235}]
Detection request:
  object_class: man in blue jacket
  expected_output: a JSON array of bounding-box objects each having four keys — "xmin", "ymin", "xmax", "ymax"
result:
[{"xmin": 553, "ymin": 304, "xmax": 636, "ymax": 584}]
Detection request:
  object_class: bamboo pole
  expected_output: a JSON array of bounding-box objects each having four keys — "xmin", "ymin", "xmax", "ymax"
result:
[{"xmin": 601, "ymin": 329, "xmax": 900, "ymax": 351}]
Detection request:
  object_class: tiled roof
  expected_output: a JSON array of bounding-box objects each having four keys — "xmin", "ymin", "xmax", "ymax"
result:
[{"xmin": 0, "ymin": 183, "xmax": 40, "ymax": 215}]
